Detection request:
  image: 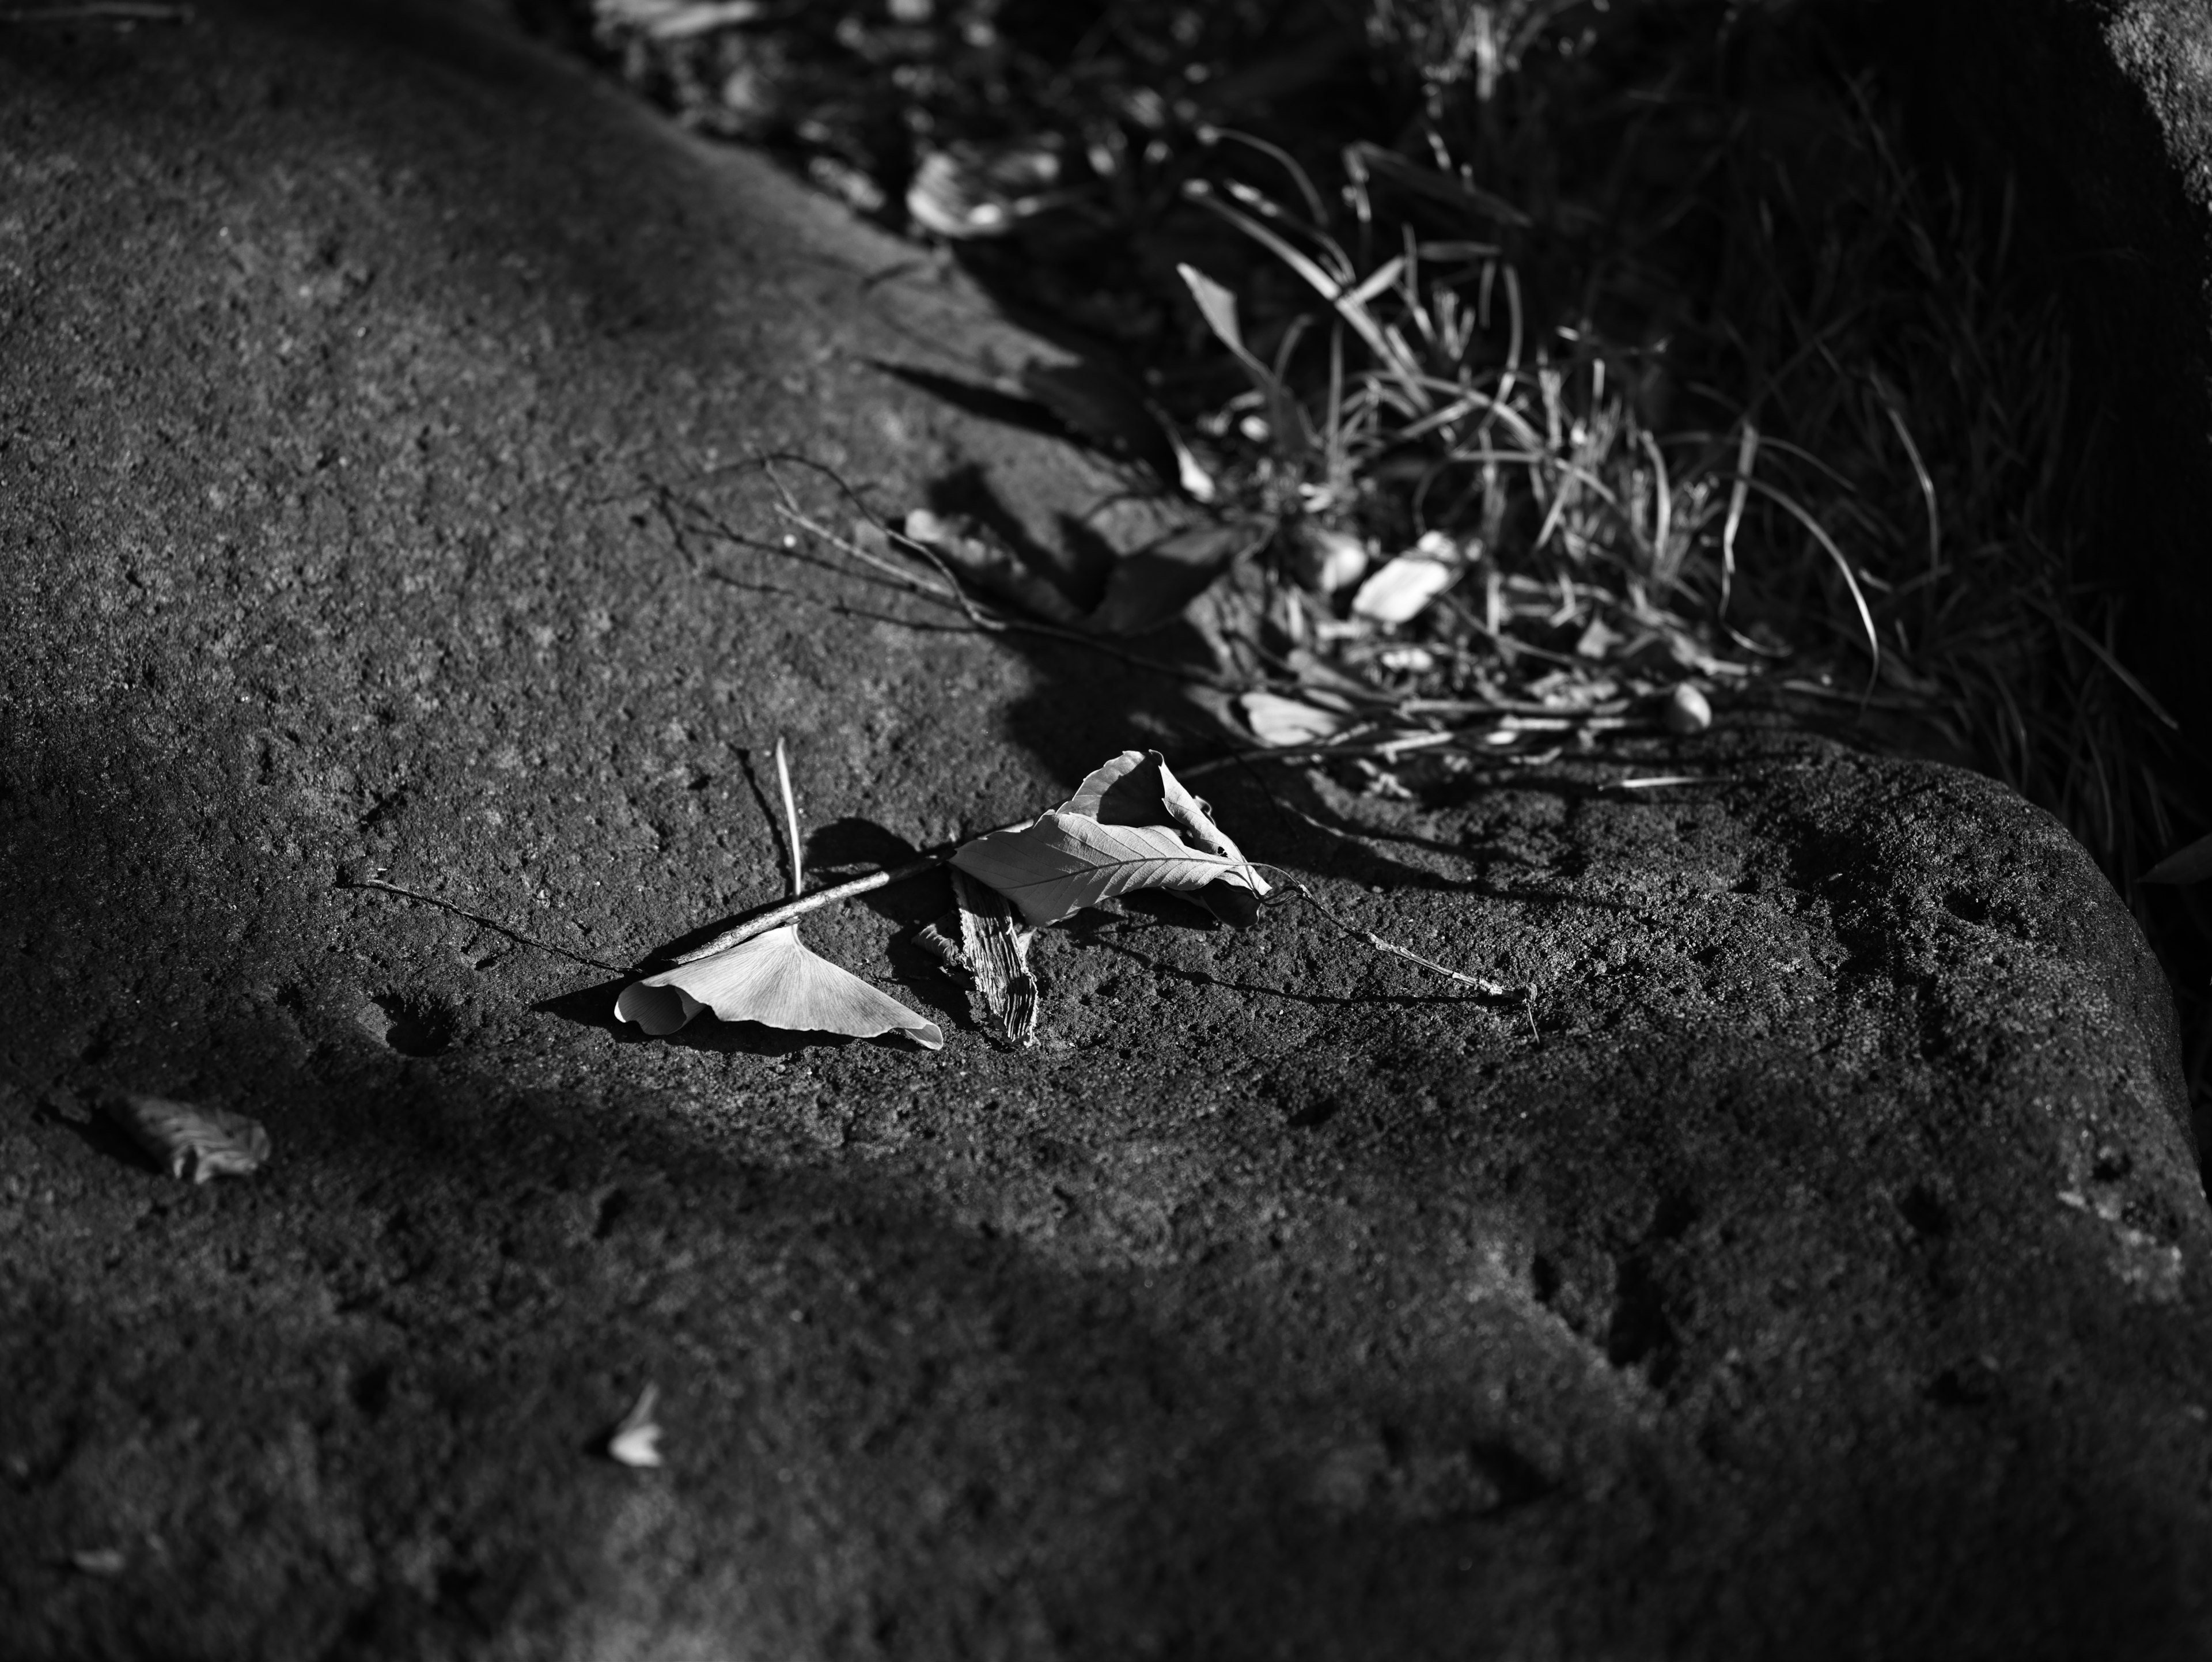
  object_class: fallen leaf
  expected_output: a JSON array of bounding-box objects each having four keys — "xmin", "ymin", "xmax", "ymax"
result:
[
  {"xmin": 1089, "ymin": 518, "xmax": 1274, "ymax": 636},
  {"xmin": 950, "ymin": 869, "xmax": 1040, "ymax": 1046},
  {"xmin": 69, "ymin": 1548, "xmax": 127, "ymax": 1577},
  {"xmin": 614, "ymin": 925, "xmax": 944, "ymax": 1048},
  {"xmin": 952, "ymin": 749, "xmax": 1268, "ymax": 927},
  {"xmin": 606, "ymin": 1383, "xmax": 664, "ymax": 1468},
  {"xmin": 1241, "ymin": 690, "xmax": 1354, "ymax": 747},
  {"xmin": 2143, "ymin": 831, "xmax": 2212, "ymax": 886},
  {"xmin": 104, "ymin": 1094, "xmax": 270, "ymax": 1183},
  {"xmin": 1350, "ymin": 530, "xmax": 1472, "ymax": 624}
]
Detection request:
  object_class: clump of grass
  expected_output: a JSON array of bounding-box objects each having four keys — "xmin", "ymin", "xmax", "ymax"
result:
[{"xmin": 1164, "ymin": 2, "xmax": 2187, "ymax": 868}]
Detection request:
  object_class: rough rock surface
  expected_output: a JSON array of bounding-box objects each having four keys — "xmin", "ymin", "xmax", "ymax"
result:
[{"xmin": 3, "ymin": 5, "xmax": 2211, "ymax": 1658}]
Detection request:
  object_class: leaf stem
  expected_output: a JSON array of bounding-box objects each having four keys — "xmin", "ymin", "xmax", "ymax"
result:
[
  {"xmin": 672, "ymin": 832, "xmax": 1021, "ymax": 964},
  {"xmin": 1267, "ymin": 872, "xmax": 1520, "ymax": 997}
]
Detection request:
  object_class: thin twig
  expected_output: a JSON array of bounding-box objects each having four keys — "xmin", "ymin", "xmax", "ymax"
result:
[
  {"xmin": 774, "ymin": 736, "xmax": 804, "ymax": 898},
  {"xmin": 672, "ymin": 845, "xmax": 970, "ymax": 963},
  {"xmin": 341, "ymin": 877, "xmax": 626, "ymax": 974},
  {"xmin": 1266, "ymin": 872, "xmax": 1518, "ymax": 997}
]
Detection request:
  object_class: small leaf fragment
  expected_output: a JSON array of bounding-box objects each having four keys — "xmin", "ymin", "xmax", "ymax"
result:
[
  {"xmin": 2143, "ymin": 831, "xmax": 2212, "ymax": 886},
  {"xmin": 104, "ymin": 1094, "xmax": 270, "ymax": 1184},
  {"xmin": 951, "ymin": 868, "xmax": 1040, "ymax": 1047},
  {"xmin": 606, "ymin": 1383, "xmax": 664, "ymax": 1469},
  {"xmin": 69, "ymin": 1548, "xmax": 127, "ymax": 1577},
  {"xmin": 615, "ymin": 925, "xmax": 944, "ymax": 1049},
  {"xmin": 1350, "ymin": 530, "xmax": 1472, "ymax": 624},
  {"xmin": 1241, "ymin": 690, "xmax": 1353, "ymax": 747},
  {"xmin": 1664, "ymin": 682, "xmax": 1713, "ymax": 734}
]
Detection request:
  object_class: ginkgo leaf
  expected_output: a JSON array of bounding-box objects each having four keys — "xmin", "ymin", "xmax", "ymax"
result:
[
  {"xmin": 2143, "ymin": 831, "xmax": 2212, "ymax": 886},
  {"xmin": 952, "ymin": 748, "xmax": 1269, "ymax": 927},
  {"xmin": 614, "ymin": 925, "xmax": 944, "ymax": 1048},
  {"xmin": 105, "ymin": 1094, "xmax": 270, "ymax": 1183},
  {"xmin": 952, "ymin": 812, "xmax": 1249, "ymax": 927}
]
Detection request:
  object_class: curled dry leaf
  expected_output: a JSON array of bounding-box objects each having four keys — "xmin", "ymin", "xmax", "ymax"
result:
[
  {"xmin": 615, "ymin": 925, "xmax": 944, "ymax": 1049},
  {"xmin": 606, "ymin": 1383, "xmax": 665, "ymax": 1468},
  {"xmin": 952, "ymin": 749, "xmax": 1268, "ymax": 927},
  {"xmin": 1351, "ymin": 530, "xmax": 1473, "ymax": 624},
  {"xmin": 104, "ymin": 1093, "xmax": 270, "ymax": 1184}
]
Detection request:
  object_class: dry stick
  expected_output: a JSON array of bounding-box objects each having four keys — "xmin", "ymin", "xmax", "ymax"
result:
[
  {"xmin": 672, "ymin": 844, "xmax": 965, "ymax": 963},
  {"xmin": 773, "ymin": 736, "xmax": 804, "ymax": 900},
  {"xmin": 1263, "ymin": 873, "xmax": 1520, "ymax": 998},
  {"xmin": 342, "ymin": 877, "xmax": 627, "ymax": 974},
  {"xmin": 740, "ymin": 457, "xmax": 1241, "ymax": 691}
]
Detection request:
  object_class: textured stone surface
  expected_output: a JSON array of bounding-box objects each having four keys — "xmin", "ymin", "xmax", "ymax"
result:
[{"xmin": 4, "ymin": 5, "xmax": 2211, "ymax": 1658}]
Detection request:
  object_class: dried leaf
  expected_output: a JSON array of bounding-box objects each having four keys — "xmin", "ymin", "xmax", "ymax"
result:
[
  {"xmin": 1350, "ymin": 531, "xmax": 1471, "ymax": 624},
  {"xmin": 950, "ymin": 869, "xmax": 1040, "ymax": 1046},
  {"xmin": 953, "ymin": 749, "xmax": 1268, "ymax": 926},
  {"xmin": 104, "ymin": 1094, "xmax": 270, "ymax": 1183},
  {"xmin": 1089, "ymin": 518, "xmax": 1273, "ymax": 636},
  {"xmin": 607, "ymin": 1384, "xmax": 664, "ymax": 1468},
  {"xmin": 69, "ymin": 1548, "xmax": 127, "ymax": 1577},
  {"xmin": 1241, "ymin": 690, "xmax": 1353, "ymax": 746},
  {"xmin": 2143, "ymin": 831, "xmax": 2212, "ymax": 885},
  {"xmin": 614, "ymin": 925, "xmax": 944, "ymax": 1049}
]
